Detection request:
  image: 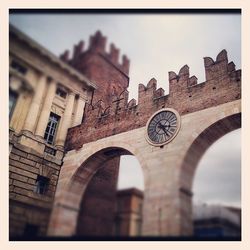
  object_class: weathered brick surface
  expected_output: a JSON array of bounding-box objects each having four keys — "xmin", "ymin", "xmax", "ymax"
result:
[
  {"xmin": 61, "ymin": 31, "xmax": 129, "ymax": 106},
  {"xmin": 9, "ymin": 144, "xmax": 63, "ymax": 237},
  {"xmin": 66, "ymin": 49, "xmax": 241, "ymax": 151}
]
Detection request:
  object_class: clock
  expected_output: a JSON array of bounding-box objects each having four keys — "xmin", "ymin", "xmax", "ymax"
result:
[{"xmin": 145, "ymin": 108, "xmax": 181, "ymax": 146}]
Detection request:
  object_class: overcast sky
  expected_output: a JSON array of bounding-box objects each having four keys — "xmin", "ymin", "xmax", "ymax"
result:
[{"xmin": 9, "ymin": 12, "xmax": 241, "ymax": 207}]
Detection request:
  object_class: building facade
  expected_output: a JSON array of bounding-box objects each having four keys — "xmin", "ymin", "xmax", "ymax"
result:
[
  {"xmin": 193, "ymin": 204, "xmax": 241, "ymax": 238},
  {"xmin": 9, "ymin": 24, "xmax": 96, "ymax": 237},
  {"xmin": 115, "ymin": 188, "xmax": 143, "ymax": 236}
]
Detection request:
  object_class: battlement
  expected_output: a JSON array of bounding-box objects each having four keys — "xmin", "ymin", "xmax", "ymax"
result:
[
  {"xmin": 60, "ymin": 30, "xmax": 130, "ymax": 76},
  {"xmin": 65, "ymin": 49, "xmax": 241, "ymax": 151}
]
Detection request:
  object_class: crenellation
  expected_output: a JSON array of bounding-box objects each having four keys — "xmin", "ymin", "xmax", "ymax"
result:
[
  {"xmin": 216, "ymin": 49, "xmax": 228, "ymax": 62},
  {"xmin": 228, "ymin": 61, "xmax": 236, "ymax": 72},
  {"xmin": 72, "ymin": 41, "xmax": 84, "ymax": 62},
  {"xmin": 154, "ymin": 87, "xmax": 165, "ymax": 99},
  {"xmin": 203, "ymin": 57, "xmax": 214, "ymax": 67},
  {"xmin": 89, "ymin": 30, "xmax": 107, "ymax": 53},
  {"xmin": 178, "ymin": 65, "xmax": 190, "ymax": 81},
  {"xmin": 110, "ymin": 99, "xmax": 119, "ymax": 115},
  {"xmin": 59, "ymin": 50, "xmax": 70, "ymax": 62},
  {"xmin": 146, "ymin": 78, "xmax": 157, "ymax": 89},
  {"xmin": 87, "ymin": 100, "xmax": 105, "ymax": 118},
  {"xmin": 138, "ymin": 78, "xmax": 157, "ymax": 106},
  {"xmin": 169, "ymin": 71, "xmax": 178, "ymax": 82},
  {"xmin": 119, "ymin": 89, "xmax": 129, "ymax": 107},
  {"xmin": 122, "ymin": 55, "xmax": 130, "ymax": 75},
  {"xmin": 187, "ymin": 76, "xmax": 198, "ymax": 88},
  {"xmin": 138, "ymin": 83, "xmax": 147, "ymax": 92},
  {"xmin": 127, "ymin": 98, "xmax": 137, "ymax": 108},
  {"xmin": 66, "ymin": 49, "xmax": 241, "ymax": 151},
  {"xmin": 60, "ymin": 30, "xmax": 130, "ymax": 107},
  {"xmin": 109, "ymin": 43, "xmax": 120, "ymax": 65},
  {"xmin": 204, "ymin": 49, "xmax": 229, "ymax": 81}
]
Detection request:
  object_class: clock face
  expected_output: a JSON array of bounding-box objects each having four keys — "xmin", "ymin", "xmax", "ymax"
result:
[{"xmin": 146, "ymin": 108, "xmax": 181, "ymax": 146}]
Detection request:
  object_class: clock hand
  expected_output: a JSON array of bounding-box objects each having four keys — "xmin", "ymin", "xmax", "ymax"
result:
[{"xmin": 160, "ymin": 125, "xmax": 170, "ymax": 137}]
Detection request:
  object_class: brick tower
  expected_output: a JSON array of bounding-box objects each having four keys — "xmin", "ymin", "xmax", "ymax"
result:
[
  {"xmin": 59, "ymin": 31, "xmax": 130, "ymax": 236},
  {"xmin": 60, "ymin": 30, "xmax": 130, "ymax": 107}
]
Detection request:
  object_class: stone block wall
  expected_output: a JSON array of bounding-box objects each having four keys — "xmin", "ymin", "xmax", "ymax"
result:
[
  {"xmin": 48, "ymin": 98, "xmax": 240, "ymax": 237},
  {"xmin": 9, "ymin": 141, "xmax": 62, "ymax": 237}
]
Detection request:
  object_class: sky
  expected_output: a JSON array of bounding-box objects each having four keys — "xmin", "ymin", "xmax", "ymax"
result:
[{"xmin": 9, "ymin": 11, "xmax": 241, "ymax": 207}]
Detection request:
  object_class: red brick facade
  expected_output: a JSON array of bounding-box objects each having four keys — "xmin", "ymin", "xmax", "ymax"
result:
[
  {"xmin": 60, "ymin": 31, "xmax": 129, "ymax": 106},
  {"xmin": 65, "ymin": 45, "xmax": 241, "ymax": 151}
]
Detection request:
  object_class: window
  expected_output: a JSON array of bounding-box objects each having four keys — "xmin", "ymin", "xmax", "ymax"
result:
[
  {"xmin": 10, "ymin": 60, "xmax": 27, "ymax": 75},
  {"xmin": 44, "ymin": 112, "xmax": 60, "ymax": 145},
  {"xmin": 23, "ymin": 223, "xmax": 39, "ymax": 237},
  {"xmin": 56, "ymin": 88, "xmax": 67, "ymax": 99},
  {"xmin": 34, "ymin": 175, "xmax": 50, "ymax": 195},
  {"xmin": 9, "ymin": 90, "xmax": 18, "ymax": 118},
  {"xmin": 44, "ymin": 146, "xmax": 56, "ymax": 156}
]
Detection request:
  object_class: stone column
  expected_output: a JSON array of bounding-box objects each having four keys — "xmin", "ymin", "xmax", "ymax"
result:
[
  {"xmin": 55, "ymin": 92, "xmax": 75, "ymax": 147},
  {"xmin": 23, "ymin": 74, "xmax": 47, "ymax": 133},
  {"xmin": 35, "ymin": 79, "xmax": 57, "ymax": 138},
  {"xmin": 72, "ymin": 95, "xmax": 86, "ymax": 127}
]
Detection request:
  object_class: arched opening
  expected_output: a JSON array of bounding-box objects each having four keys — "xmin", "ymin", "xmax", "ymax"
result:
[
  {"xmin": 71, "ymin": 147, "xmax": 145, "ymax": 237},
  {"xmin": 192, "ymin": 129, "xmax": 241, "ymax": 237},
  {"xmin": 193, "ymin": 129, "xmax": 241, "ymax": 206},
  {"xmin": 115, "ymin": 156, "xmax": 145, "ymax": 236},
  {"xmin": 179, "ymin": 113, "xmax": 241, "ymax": 236}
]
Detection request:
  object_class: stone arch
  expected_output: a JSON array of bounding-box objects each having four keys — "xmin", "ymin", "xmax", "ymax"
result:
[
  {"xmin": 48, "ymin": 143, "xmax": 147, "ymax": 236},
  {"xmin": 178, "ymin": 112, "xmax": 241, "ymax": 235},
  {"xmin": 180, "ymin": 112, "xmax": 241, "ymax": 192}
]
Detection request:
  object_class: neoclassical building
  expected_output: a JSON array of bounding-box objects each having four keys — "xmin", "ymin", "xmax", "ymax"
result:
[{"xmin": 9, "ymin": 24, "xmax": 96, "ymax": 236}]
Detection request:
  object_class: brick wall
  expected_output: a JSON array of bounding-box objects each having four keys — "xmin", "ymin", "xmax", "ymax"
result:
[
  {"xmin": 66, "ymin": 49, "xmax": 241, "ymax": 151},
  {"xmin": 60, "ymin": 31, "xmax": 129, "ymax": 106}
]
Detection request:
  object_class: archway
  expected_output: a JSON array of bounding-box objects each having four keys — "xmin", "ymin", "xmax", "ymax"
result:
[
  {"xmin": 48, "ymin": 101, "xmax": 241, "ymax": 237},
  {"xmin": 192, "ymin": 129, "xmax": 241, "ymax": 237},
  {"xmin": 193, "ymin": 129, "xmax": 241, "ymax": 206},
  {"xmin": 179, "ymin": 113, "xmax": 241, "ymax": 235},
  {"xmin": 48, "ymin": 146, "xmax": 146, "ymax": 237}
]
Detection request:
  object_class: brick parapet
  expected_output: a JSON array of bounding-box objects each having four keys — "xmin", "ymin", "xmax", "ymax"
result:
[
  {"xmin": 65, "ymin": 49, "xmax": 241, "ymax": 151},
  {"xmin": 60, "ymin": 31, "xmax": 130, "ymax": 77},
  {"xmin": 60, "ymin": 30, "xmax": 130, "ymax": 106}
]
